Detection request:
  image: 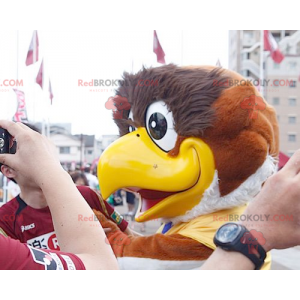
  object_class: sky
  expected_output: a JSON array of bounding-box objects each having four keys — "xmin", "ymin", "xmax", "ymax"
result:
[{"xmin": 0, "ymin": 30, "xmax": 229, "ymax": 137}]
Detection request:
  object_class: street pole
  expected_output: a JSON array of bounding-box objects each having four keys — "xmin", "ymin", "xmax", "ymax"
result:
[
  {"xmin": 80, "ymin": 134, "xmax": 84, "ymax": 170},
  {"xmin": 260, "ymin": 30, "xmax": 265, "ymax": 98},
  {"xmin": 181, "ymin": 30, "xmax": 184, "ymax": 66}
]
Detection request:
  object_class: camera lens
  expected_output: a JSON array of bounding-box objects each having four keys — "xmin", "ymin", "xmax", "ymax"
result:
[{"xmin": 0, "ymin": 138, "xmax": 4, "ymax": 149}]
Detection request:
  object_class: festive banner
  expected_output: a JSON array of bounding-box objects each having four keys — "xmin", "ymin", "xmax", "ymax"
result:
[
  {"xmin": 153, "ymin": 30, "xmax": 166, "ymax": 64},
  {"xmin": 25, "ymin": 30, "xmax": 39, "ymax": 66},
  {"xmin": 264, "ymin": 30, "xmax": 285, "ymax": 63},
  {"xmin": 13, "ymin": 89, "xmax": 28, "ymax": 122},
  {"xmin": 36, "ymin": 59, "xmax": 44, "ymax": 89},
  {"xmin": 49, "ymin": 79, "xmax": 54, "ymax": 104}
]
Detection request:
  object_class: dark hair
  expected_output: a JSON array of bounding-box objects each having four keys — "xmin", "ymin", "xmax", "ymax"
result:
[
  {"xmin": 70, "ymin": 172, "xmax": 89, "ymax": 186},
  {"xmin": 84, "ymin": 165, "xmax": 91, "ymax": 173},
  {"xmin": 22, "ymin": 123, "xmax": 41, "ymax": 133}
]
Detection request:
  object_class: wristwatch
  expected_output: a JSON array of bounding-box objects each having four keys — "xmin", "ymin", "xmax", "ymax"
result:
[{"xmin": 213, "ymin": 223, "xmax": 266, "ymax": 270}]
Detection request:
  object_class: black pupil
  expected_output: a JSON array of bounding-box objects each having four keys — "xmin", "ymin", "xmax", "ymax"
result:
[{"xmin": 148, "ymin": 113, "xmax": 167, "ymax": 140}]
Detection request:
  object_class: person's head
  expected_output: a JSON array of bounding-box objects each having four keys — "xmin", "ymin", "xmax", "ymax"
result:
[
  {"xmin": 70, "ymin": 172, "xmax": 89, "ymax": 186},
  {"xmin": 84, "ymin": 165, "xmax": 91, "ymax": 174},
  {"xmin": 0, "ymin": 122, "xmax": 41, "ymax": 187}
]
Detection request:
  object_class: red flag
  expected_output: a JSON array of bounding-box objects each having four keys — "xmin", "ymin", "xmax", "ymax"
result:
[
  {"xmin": 49, "ymin": 79, "xmax": 54, "ymax": 104},
  {"xmin": 13, "ymin": 89, "xmax": 28, "ymax": 122},
  {"xmin": 153, "ymin": 30, "xmax": 165, "ymax": 64},
  {"xmin": 278, "ymin": 151, "xmax": 289, "ymax": 169},
  {"xmin": 25, "ymin": 30, "xmax": 39, "ymax": 66},
  {"xmin": 264, "ymin": 30, "xmax": 285, "ymax": 63},
  {"xmin": 36, "ymin": 60, "xmax": 44, "ymax": 89}
]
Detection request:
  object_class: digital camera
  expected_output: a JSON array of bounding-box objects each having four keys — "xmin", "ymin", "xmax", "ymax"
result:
[{"xmin": 0, "ymin": 128, "xmax": 10, "ymax": 154}]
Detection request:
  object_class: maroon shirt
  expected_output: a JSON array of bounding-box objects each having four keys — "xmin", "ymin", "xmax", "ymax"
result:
[
  {"xmin": 0, "ymin": 186, "xmax": 127, "ymax": 250},
  {"xmin": 0, "ymin": 235, "xmax": 85, "ymax": 270}
]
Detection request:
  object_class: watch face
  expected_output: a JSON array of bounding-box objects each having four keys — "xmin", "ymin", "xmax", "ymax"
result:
[{"xmin": 216, "ymin": 224, "xmax": 241, "ymax": 243}]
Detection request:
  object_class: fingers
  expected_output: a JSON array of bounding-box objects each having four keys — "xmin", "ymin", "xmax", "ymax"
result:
[
  {"xmin": 16, "ymin": 122, "xmax": 31, "ymax": 131},
  {"xmin": 280, "ymin": 149, "xmax": 300, "ymax": 176},
  {"xmin": 0, "ymin": 120, "xmax": 22, "ymax": 137},
  {"xmin": 0, "ymin": 121, "xmax": 35, "ymax": 141},
  {"xmin": 0, "ymin": 153, "xmax": 13, "ymax": 169}
]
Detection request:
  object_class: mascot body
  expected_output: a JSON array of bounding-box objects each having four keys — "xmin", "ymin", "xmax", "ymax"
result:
[{"xmin": 97, "ymin": 65, "xmax": 279, "ymax": 269}]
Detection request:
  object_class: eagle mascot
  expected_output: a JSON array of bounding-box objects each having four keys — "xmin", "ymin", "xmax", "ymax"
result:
[{"xmin": 95, "ymin": 64, "xmax": 279, "ymax": 270}]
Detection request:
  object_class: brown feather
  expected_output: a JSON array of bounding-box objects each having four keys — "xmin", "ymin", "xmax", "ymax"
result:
[{"xmin": 114, "ymin": 64, "xmax": 233, "ymax": 137}]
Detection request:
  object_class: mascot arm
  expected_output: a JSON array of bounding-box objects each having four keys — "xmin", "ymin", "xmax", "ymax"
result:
[{"xmin": 94, "ymin": 210, "xmax": 213, "ymax": 269}]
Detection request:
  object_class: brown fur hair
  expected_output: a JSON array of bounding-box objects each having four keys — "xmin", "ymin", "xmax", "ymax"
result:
[
  {"xmin": 202, "ymin": 85, "xmax": 279, "ymax": 195},
  {"xmin": 114, "ymin": 64, "xmax": 233, "ymax": 137}
]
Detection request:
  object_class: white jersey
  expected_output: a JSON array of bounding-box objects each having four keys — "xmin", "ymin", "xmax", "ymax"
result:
[{"xmin": 85, "ymin": 173, "xmax": 99, "ymax": 189}]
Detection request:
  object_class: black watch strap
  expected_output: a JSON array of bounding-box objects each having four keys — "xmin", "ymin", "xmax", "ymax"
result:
[{"xmin": 214, "ymin": 223, "xmax": 267, "ymax": 270}]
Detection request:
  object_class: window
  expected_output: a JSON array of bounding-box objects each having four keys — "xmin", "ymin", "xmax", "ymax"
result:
[
  {"xmin": 242, "ymin": 70, "xmax": 248, "ymax": 77},
  {"xmin": 288, "ymin": 116, "xmax": 297, "ymax": 124},
  {"xmin": 288, "ymin": 62, "xmax": 297, "ymax": 70},
  {"xmin": 288, "ymin": 151, "xmax": 295, "ymax": 157},
  {"xmin": 289, "ymin": 98, "xmax": 297, "ymax": 106},
  {"xmin": 273, "ymin": 63, "xmax": 280, "ymax": 69},
  {"xmin": 289, "ymin": 80, "xmax": 297, "ymax": 88},
  {"xmin": 288, "ymin": 134, "xmax": 296, "ymax": 142},
  {"xmin": 272, "ymin": 33, "xmax": 281, "ymax": 43},
  {"xmin": 242, "ymin": 53, "xmax": 248, "ymax": 60},
  {"xmin": 88, "ymin": 150, "xmax": 93, "ymax": 155},
  {"xmin": 297, "ymin": 42, "xmax": 300, "ymax": 55},
  {"xmin": 244, "ymin": 31, "xmax": 254, "ymax": 39},
  {"xmin": 59, "ymin": 147, "xmax": 70, "ymax": 154},
  {"xmin": 243, "ymin": 31, "xmax": 254, "ymax": 45},
  {"xmin": 273, "ymin": 97, "xmax": 280, "ymax": 105}
]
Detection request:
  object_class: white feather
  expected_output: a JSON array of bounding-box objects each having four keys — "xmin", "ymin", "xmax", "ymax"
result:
[{"xmin": 163, "ymin": 155, "xmax": 278, "ymax": 225}]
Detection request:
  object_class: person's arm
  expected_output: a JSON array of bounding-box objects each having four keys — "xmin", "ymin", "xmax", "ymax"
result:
[
  {"xmin": 201, "ymin": 248, "xmax": 255, "ymax": 270},
  {"xmin": 0, "ymin": 121, "xmax": 118, "ymax": 270},
  {"xmin": 77, "ymin": 186, "xmax": 129, "ymax": 232},
  {"xmin": 39, "ymin": 166, "xmax": 117, "ymax": 269},
  {"xmin": 202, "ymin": 149, "xmax": 300, "ymax": 270}
]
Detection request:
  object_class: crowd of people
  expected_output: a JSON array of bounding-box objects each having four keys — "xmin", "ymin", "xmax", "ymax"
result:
[{"xmin": 0, "ymin": 120, "xmax": 300, "ymax": 270}]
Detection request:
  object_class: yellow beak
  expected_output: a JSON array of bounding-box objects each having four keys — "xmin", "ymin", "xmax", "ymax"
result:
[{"xmin": 98, "ymin": 127, "xmax": 215, "ymax": 222}]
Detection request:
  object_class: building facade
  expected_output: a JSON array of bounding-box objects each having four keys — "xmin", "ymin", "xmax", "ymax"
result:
[
  {"xmin": 35, "ymin": 123, "xmax": 107, "ymax": 170},
  {"xmin": 229, "ymin": 30, "xmax": 300, "ymax": 156}
]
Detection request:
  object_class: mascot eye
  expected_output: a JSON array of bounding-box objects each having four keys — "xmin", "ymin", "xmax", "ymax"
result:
[
  {"xmin": 128, "ymin": 111, "xmax": 136, "ymax": 132},
  {"xmin": 129, "ymin": 126, "xmax": 136, "ymax": 133},
  {"xmin": 145, "ymin": 101, "xmax": 177, "ymax": 152}
]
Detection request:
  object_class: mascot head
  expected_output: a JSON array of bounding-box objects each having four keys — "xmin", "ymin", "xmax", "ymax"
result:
[{"xmin": 98, "ymin": 64, "xmax": 279, "ymax": 224}]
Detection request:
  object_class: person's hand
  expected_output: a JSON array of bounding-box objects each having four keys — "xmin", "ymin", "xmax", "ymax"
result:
[
  {"xmin": 240, "ymin": 149, "xmax": 300, "ymax": 252},
  {"xmin": 0, "ymin": 120, "xmax": 62, "ymax": 186}
]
